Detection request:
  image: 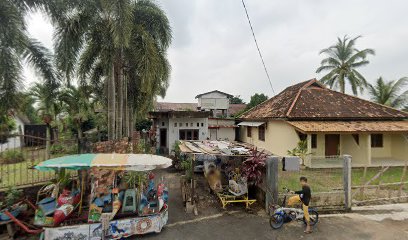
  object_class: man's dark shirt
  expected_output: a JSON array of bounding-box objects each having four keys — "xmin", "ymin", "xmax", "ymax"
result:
[{"xmin": 295, "ymin": 185, "xmax": 311, "ymax": 206}]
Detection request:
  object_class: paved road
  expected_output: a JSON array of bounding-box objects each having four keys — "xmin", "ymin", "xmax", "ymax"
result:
[
  {"xmin": 139, "ymin": 206, "xmax": 408, "ymax": 240},
  {"xmin": 141, "ymin": 170, "xmax": 408, "ymax": 240}
]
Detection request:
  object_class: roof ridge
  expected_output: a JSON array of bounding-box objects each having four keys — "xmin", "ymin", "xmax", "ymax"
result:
[{"xmin": 286, "ymin": 78, "xmax": 320, "ymax": 117}]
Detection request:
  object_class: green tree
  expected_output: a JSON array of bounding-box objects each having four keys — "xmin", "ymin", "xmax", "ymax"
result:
[
  {"xmin": 316, "ymin": 36, "xmax": 375, "ymax": 95},
  {"xmin": 30, "ymin": 82, "xmax": 61, "ymax": 159},
  {"xmin": 16, "ymin": 93, "xmax": 41, "ymax": 123},
  {"xmin": 0, "ymin": 0, "xmax": 58, "ymax": 117},
  {"xmin": 59, "ymin": 85, "xmax": 94, "ymax": 140},
  {"xmin": 52, "ymin": 0, "xmax": 172, "ymax": 140},
  {"xmin": 246, "ymin": 93, "xmax": 268, "ymax": 110},
  {"xmin": 368, "ymin": 77, "xmax": 408, "ymax": 109},
  {"xmin": 230, "ymin": 96, "xmax": 245, "ymax": 104}
]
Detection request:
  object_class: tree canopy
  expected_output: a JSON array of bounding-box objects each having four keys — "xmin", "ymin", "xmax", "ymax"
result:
[
  {"xmin": 246, "ymin": 93, "xmax": 268, "ymax": 110},
  {"xmin": 230, "ymin": 96, "xmax": 245, "ymax": 104},
  {"xmin": 368, "ymin": 77, "xmax": 408, "ymax": 109},
  {"xmin": 316, "ymin": 35, "xmax": 375, "ymax": 95}
]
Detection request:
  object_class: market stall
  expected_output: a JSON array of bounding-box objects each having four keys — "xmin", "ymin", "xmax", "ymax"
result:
[
  {"xmin": 33, "ymin": 153, "xmax": 172, "ymax": 240},
  {"xmin": 178, "ymin": 140, "xmax": 262, "ymax": 210}
]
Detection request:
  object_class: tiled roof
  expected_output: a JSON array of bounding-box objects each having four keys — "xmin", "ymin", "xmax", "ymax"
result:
[
  {"xmin": 240, "ymin": 79, "xmax": 408, "ymax": 120},
  {"xmin": 287, "ymin": 121, "xmax": 408, "ymax": 133}
]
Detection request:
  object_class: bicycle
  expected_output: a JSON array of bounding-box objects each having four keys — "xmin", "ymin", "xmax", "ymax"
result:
[{"xmin": 269, "ymin": 187, "xmax": 319, "ymax": 229}]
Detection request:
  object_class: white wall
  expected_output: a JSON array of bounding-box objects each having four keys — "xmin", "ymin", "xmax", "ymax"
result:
[
  {"xmin": 197, "ymin": 92, "xmax": 229, "ymax": 110},
  {"xmin": 0, "ymin": 116, "xmax": 25, "ymax": 152},
  {"xmin": 165, "ymin": 117, "xmax": 208, "ymax": 153}
]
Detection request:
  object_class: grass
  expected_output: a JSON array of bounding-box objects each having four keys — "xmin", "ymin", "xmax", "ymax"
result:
[
  {"xmin": 279, "ymin": 164, "xmax": 408, "ymax": 193},
  {"xmin": 0, "ymin": 147, "xmax": 76, "ymax": 190}
]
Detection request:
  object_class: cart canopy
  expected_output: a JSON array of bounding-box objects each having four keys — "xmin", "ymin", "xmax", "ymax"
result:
[{"xmin": 35, "ymin": 153, "xmax": 172, "ymax": 171}]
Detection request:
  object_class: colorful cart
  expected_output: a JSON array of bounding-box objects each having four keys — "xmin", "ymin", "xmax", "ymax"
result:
[{"xmin": 34, "ymin": 153, "xmax": 172, "ymax": 240}]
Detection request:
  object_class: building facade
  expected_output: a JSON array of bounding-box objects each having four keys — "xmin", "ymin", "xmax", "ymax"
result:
[{"xmin": 239, "ymin": 79, "xmax": 408, "ymax": 168}]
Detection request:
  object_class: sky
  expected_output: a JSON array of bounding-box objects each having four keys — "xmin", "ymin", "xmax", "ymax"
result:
[{"xmin": 24, "ymin": 0, "xmax": 408, "ymax": 103}]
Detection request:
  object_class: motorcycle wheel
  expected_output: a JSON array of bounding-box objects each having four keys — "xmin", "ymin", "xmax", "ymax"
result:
[
  {"xmin": 303, "ymin": 209, "xmax": 319, "ymax": 226},
  {"xmin": 269, "ymin": 213, "xmax": 284, "ymax": 229}
]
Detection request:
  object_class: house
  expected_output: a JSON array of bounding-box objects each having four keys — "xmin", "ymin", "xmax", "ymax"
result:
[
  {"xmin": 149, "ymin": 111, "xmax": 211, "ymax": 154},
  {"xmin": 0, "ymin": 111, "xmax": 30, "ymax": 151},
  {"xmin": 238, "ymin": 79, "xmax": 408, "ymax": 168},
  {"xmin": 196, "ymin": 90, "xmax": 233, "ymax": 117},
  {"xmin": 150, "ymin": 91, "xmax": 247, "ymax": 154}
]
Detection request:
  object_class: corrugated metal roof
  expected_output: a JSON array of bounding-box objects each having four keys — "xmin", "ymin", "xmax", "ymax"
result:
[
  {"xmin": 287, "ymin": 121, "xmax": 408, "ymax": 133},
  {"xmin": 237, "ymin": 121, "xmax": 265, "ymax": 127}
]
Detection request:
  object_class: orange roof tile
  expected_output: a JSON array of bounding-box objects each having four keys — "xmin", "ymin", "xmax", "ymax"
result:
[{"xmin": 287, "ymin": 121, "xmax": 408, "ymax": 133}]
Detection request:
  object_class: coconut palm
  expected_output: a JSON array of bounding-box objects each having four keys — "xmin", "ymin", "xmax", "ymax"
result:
[
  {"xmin": 316, "ymin": 36, "xmax": 375, "ymax": 95},
  {"xmin": 368, "ymin": 77, "xmax": 408, "ymax": 109},
  {"xmin": 52, "ymin": 0, "xmax": 172, "ymax": 140},
  {"xmin": 0, "ymin": 0, "xmax": 58, "ymax": 116}
]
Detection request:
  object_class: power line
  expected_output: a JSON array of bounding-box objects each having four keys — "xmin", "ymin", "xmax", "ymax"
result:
[{"xmin": 241, "ymin": 0, "xmax": 275, "ymax": 95}]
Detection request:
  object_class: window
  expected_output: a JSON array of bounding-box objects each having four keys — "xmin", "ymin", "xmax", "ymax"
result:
[
  {"xmin": 311, "ymin": 134, "xmax": 317, "ymax": 148},
  {"xmin": 247, "ymin": 126, "xmax": 252, "ymax": 137},
  {"xmin": 190, "ymin": 123, "xmax": 193, "ymax": 127},
  {"xmin": 352, "ymin": 134, "xmax": 359, "ymax": 145},
  {"xmin": 371, "ymin": 134, "xmax": 383, "ymax": 148},
  {"xmin": 197, "ymin": 123, "xmax": 200, "ymax": 127},
  {"xmin": 201, "ymin": 123, "xmax": 204, "ymax": 127},
  {"xmin": 174, "ymin": 123, "xmax": 177, "ymax": 127},
  {"xmin": 258, "ymin": 125, "xmax": 265, "ymax": 141},
  {"xmin": 296, "ymin": 131, "xmax": 307, "ymax": 141},
  {"xmin": 179, "ymin": 129, "xmax": 199, "ymax": 140},
  {"xmin": 161, "ymin": 122, "xmax": 165, "ymax": 126},
  {"xmin": 185, "ymin": 123, "xmax": 188, "ymax": 127}
]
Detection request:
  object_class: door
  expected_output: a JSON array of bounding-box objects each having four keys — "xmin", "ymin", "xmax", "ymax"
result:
[
  {"xmin": 325, "ymin": 134, "xmax": 340, "ymax": 156},
  {"xmin": 160, "ymin": 129, "xmax": 167, "ymax": 148}
]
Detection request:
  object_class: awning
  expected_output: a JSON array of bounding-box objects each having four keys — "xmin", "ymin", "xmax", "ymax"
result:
[
  {"xmin": 237, "ymin": 121, "xmax": 265, "ymax": 127},
  {"xmin": 208, "ymin": 125, "xmax": 238, "ymax": 129},
  {"xmin": 287, "ymin": 121, "xmax": 408, "ymax": 133}
]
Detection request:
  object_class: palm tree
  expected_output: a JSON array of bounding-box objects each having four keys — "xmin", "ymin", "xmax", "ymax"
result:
[
  {"xmin": 59, "ymin": 85, "xmax": 94, "ymax": 140},
  {"xmin": 52, "ymin": 0, "xmax": 172, "ymax": 140},
  {"xmin": 30, "ymin": 82, "xmax": 61, "ymax": 159},
  {"xmin": 0, "ymin": 0, "xmax": 58, "ymax": 116},
  {"xmin": 368, "ymin": 77, "xmax": 408, "ymax": 109},
  {"xmin": 316, "ymin": 36, "xmax": 375, "ymax": 95}
]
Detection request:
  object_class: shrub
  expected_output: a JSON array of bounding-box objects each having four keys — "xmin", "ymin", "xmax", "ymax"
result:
[
  {"xmin": 0, "ymin": 187, "xmax": 23, "ymax": 207},
  {"xmin": 0, "ymin": 150, "xmax": 24, "ymax": 164},
  {"xmin": 50, "ymin": 144, "xmax": 65, "ymax": 154},
  {"xmin": 241, "ymin": 148, "xmax": 267, "ymax": 185}
]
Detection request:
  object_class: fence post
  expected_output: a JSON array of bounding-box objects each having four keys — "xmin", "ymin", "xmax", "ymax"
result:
[
  {"xmin": 343, "ymin": 155, "xmax": 352, "ymax": 211},
  {"xmin": 266, "ymin": 156, "xmax": 279, "ymax": 212}
]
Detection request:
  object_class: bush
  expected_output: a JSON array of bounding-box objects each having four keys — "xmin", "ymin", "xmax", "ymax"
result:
[
  {"xmin": 0, "ymin": 150, "xmax": 24, "ymax": 164},
  {"xmin": 50, "ymin": 143, "xmax": 78, "ymax": 155}
]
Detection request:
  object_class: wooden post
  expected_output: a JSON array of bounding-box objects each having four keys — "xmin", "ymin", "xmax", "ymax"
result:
[
  {"xmin": 265, "ymin": 156, "xmax": 279, "ymax": 211},
  {"xmin": 343, "ymin": 155, "xmax": 352, "ymax": 211},
  {"xmin": 399, "ymin": 162, "xmax": 407, "ymax": 197}
]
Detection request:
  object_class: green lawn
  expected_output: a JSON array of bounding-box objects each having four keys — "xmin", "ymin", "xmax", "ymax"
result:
[
  {"xmin": 0, "ymin": 147, "xmax": 75, "ymax": 190},
  {"xmin": 279, "ymin": 165, "xmax": 407, "ymax": 193}
]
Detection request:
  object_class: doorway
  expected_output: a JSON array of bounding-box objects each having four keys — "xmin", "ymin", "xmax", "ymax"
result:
[
  {"xmin": 160, "ymin": 129, "xmax": 167, "ymax": 148},
  {"xmin": 325, "ymin": 134, "xmax": 340, "ymax": 156}
]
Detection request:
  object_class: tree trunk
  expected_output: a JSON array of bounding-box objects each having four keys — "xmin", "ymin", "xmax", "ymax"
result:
[
  {"xmin": 123, "ymin": 75, "xmax": 129, "ymax": 138},
  {"xmin": 117, "ymin": 60, "xmax": 124, "ymax": 140},
  {"xmin": 108, "ymin": 64, "xmax": 116, "ymax": 140},
  {"xmin": 45, "ymin": 124, "xmax": 51, "ymax": 159}
]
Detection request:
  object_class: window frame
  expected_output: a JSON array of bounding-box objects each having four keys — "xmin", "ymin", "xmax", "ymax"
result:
[
  {"xmin": 247, "ymin": 126, "xmax": 252, "ymax": 138},
  {"xmin": 371, "ymin": 134, "xmax": 383, "ymax": 148},
  {"xmin": 258, "ymin": 125, "xmax": 265, "ymax": 141},
  {"xmin": 311, "ymin": 134, "xmax": 317, "ymax": 149}
]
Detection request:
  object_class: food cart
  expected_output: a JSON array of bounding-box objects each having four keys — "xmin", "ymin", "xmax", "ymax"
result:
[{"xmin": 33, "ymin": 153, "xmax": 172, "ymax": 240}]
